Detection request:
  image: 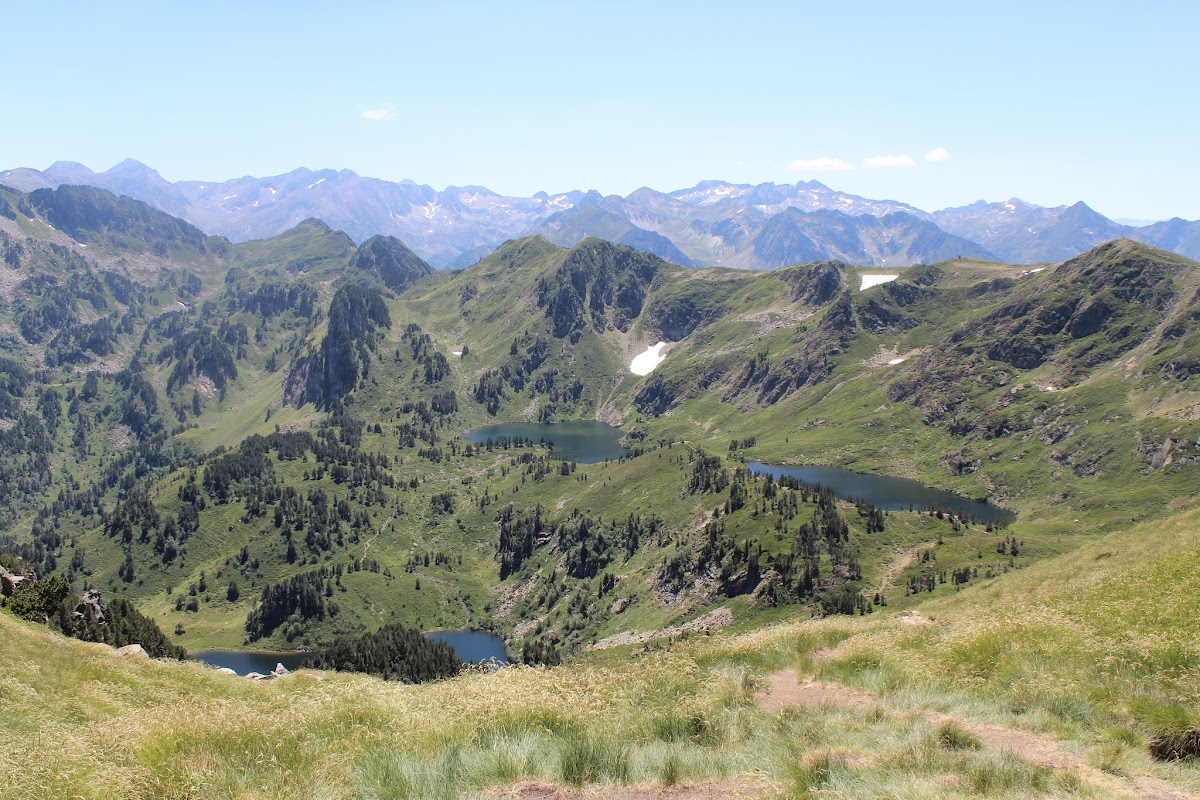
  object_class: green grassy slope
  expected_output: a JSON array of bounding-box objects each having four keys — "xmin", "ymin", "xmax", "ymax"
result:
[
  {"xmin": 2, "ymin": 181, "xmax": 1199, "ymax": 673},
  {"xmin": 4, "ymin": 504, "xmax": 1200, "ymax": 798}
]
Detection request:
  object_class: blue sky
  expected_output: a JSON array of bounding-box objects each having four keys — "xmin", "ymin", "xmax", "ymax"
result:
[{"xmin": 2, "ymin": 1, "xmax": 1196, "ymax": 219}]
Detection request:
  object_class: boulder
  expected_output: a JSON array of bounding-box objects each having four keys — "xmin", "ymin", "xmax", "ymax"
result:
[
  {"xmin": 271, "ymin": 663, "xmax": 289, "ymax": 677},
  {"xmin": 0, "ymin": 566, "xmax": 26, "ymax": 598},
  {"xmin": 117, "ymin": 644, "xmax": 148, "ymax": 658},
  {"xmin": 217, "ymin": 667, "xmax": 237, "ymax": 676},
  {"xmin": 73, "ymin": 588, "xmax": 106, "ymax": 624}
]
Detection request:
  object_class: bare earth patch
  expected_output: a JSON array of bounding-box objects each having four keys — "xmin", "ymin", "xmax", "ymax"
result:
[
  {"xmin": 493, "ymin": 573, "xmax": 540, "ymax": 619},
  {"xmin": 754, "ymin": 670, "xmax": 877, "ymax": 712},
  {"xmin": 589, "ymin": 608, "xmax": 734, "ymax": 650},
  {"xmin": 110, "ymin": 425, "xmax": 133, "ymax": 450},
  {"xmin": 757, "ymin": 670, "xmax": 1198, "ymax": 800},
  {"xmin": 471, "ymin": 777, "xmax": 773, "ymax": 799}
]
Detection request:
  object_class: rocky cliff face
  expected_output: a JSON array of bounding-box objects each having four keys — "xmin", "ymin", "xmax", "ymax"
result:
[
  {"xmin": 349, "ymin": 235, "xmax": 433, "ymax": 293},
  {"xmin": 536, "ymin": 239, "xmax": 663, "ymax": 340},
  {"xmin": 284, "ymin": 285, "xmax": 391, "ymax": 408}
]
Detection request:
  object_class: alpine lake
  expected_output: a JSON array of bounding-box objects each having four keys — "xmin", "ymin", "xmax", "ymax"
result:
[
  {"xmin": 196, "ymin": 424, "xmax": 1013, "ymax": 675},
  {"xmin": 193, "ymin": 629, "xmax": 509, "ymax": 676},
  {"xmin": 461, "ymin": 421, "xmax": 1014, "ymax": 524},
  {"xmin": 463, "ymin": 420, "xmax": 629, "ymax": 464}
]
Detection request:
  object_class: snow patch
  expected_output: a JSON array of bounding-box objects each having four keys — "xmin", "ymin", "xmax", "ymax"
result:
[
  {"xmin": 887, "ymin": 358, "xmax": 906, "ymax": 365},
  {"xmin": 223, "ymin": 194, "xmax": 237, "ymax": 200},
  {"xmin": 859, "ymin": 273, "xmax": 899, "ymax": 291},
  {"xmin": 451, "ymin": 350, "xmax": 463, "ymax": 356},
  {"xmin": 630, "ymin": 342, "xmax": 668, "ymax": 376},
  {"xmin": 307, "ymin": 178, "xmax": 325, "ymax": 189}
]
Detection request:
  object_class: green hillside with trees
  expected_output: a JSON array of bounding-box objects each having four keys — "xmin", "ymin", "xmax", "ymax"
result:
[{"xmin": 2, "ymin": 185, "xmax": 1200, "ymax": 797}]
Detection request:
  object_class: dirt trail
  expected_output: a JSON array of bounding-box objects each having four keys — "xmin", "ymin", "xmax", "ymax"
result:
[
  {"xmin": 757, "ymin": 670, "xmax": 1197, "ymax": 800},
  {"xmin": 360, "ymin": 507, "xmax": 398, "ymax": 560},
  {"xmin": 755, "ymin": 670, "xmax": 876, "ymax": 712},
  {"xmin": 875, "ymin": 541, "xmax": 936, "ymax": 597},
  {"xmin": 471, "ymin": 778, "xmax": 772, "ymax": 800}
]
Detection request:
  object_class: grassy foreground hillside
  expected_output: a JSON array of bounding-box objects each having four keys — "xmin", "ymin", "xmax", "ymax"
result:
[
  {"xmin": 4, "ymin": 185, "xmax": 1200, "ymax": 797},
  {"xmin": 5, "ymin": 506, "xmax": 1200, "ymax": 799}
]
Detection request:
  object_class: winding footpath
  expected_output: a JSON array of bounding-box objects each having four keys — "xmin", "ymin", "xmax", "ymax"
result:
[{"xmin": 757, "ymin": 670, "xmax": 1197, "ymax": 800}]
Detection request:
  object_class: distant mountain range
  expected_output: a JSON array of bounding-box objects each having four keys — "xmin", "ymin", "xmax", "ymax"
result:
[{"xmin": 4, "ymin": 159, "xmax": 1199, "ymax": 268}]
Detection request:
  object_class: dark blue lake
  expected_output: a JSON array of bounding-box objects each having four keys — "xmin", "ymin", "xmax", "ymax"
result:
[
  {"xmin": 193, "ymin": 629, "xmax": 509, "ymax": 675},
  {"xmin": 747, "ymin": 462, "xmax": 1016, "ymax": 526},
  {"xmin": 425, "ymin": 629, "xmax": 509, "ymax": 664},
  {"xmin": 464, "ymin": 421, "xmax": 628, "ymax": 464},
  {"xmin": 191, "ymin": 649, "xmax": 310, "ymax": 676}
]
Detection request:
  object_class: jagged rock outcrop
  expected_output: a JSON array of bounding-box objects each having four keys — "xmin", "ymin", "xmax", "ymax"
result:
[
  {"xmin": 536, "ymin": 239, "xmax": 662, "ymax": 340},
  {"xmin": 284, "ymin": 285, "xmax": 391, "ymax": 408},
  {"xmin": 644, "ymin": 279, "xmax": 741, "ymax": 341},
  {"xmin": 349, "ymin": 235, "xmax": 433, "ymax": 293},
  {"xmin": 778, "ymin": 261, "xmax": 846, "ymax": 305},
  {"xmin": 0, "ymin": 565, "xmax": 27, "ymax": 597},
  {"xmin": 733, "ymin": 291, "xmax": 857, "ymax": 405},
  {"xmin": 73, "ymin": 588, "xmax": 105, "ymax": 624},
  {"xmin": 26, "ymin": 184, "xmax": 226, "ymax": 257}
]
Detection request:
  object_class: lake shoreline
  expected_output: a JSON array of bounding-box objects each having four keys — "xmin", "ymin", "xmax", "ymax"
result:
[{"xmin": 747, "ymin": 461, "xmax": 1016, "ymax": 526}]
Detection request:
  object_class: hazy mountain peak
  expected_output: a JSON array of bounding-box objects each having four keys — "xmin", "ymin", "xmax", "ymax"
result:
[
  {"xmin": 46, "ymin": 160, "xmax": 94, "ymax": 175},
  {"xmin": 107, "ymin": 158, "xmax": 159, "ymax": 176},
  {"xmin": 8, "ymin": 158, "xmax": 1200, "ymax": 267},
  {"xmin": 350, "ymin": 233, "xmax": 433, "ymax": 292},
  {"xmin": 1059, "ymin": 200, "xmax": 1115, "ymax": 227},
  {"xmin": 296, "ymin": 217, "xmax": 334, "ymax": 232}
]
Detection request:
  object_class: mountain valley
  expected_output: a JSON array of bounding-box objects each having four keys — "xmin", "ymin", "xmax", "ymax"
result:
[{"xmin": 2, "ymin": 182, "xmax": 1200, "ymax": 798}]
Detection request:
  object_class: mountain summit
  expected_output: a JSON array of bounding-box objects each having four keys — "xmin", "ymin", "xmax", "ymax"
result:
[{"xmin": 4, "ymin": 160, "xmax": 1198, "ymax": 268}]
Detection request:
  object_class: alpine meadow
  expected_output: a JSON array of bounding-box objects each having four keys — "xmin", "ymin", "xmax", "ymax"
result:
[
  {"xmin": 5, "ymin": 3, "xmax": 1200, "ymax": 797},
  {"xmin": 2, "ymin": 175, "xmax": 1200, "ymax": 798}
]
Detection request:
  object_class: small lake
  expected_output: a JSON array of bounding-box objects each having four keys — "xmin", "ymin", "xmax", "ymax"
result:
[
  {"xmin": 425, "ymin": 629, "xmax": 509, "ymax": 664},
  {"xmin": 746, "ymin": 462, "xmax": 1016, "ymax": 526},
  {"xmin": 464, "ymin": 421, "xmax": 628, "ymax": 464},
  {"xmin": 193, "ymin": 629, "xmax": 509, "ymax": 675},
  {"xmin": 191, "ymin": 649, "xmax": 311, "ymax": 676}
]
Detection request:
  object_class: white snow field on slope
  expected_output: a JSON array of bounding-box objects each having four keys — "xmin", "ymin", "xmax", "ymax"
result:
[
  {"xmin": 630, "ymin": 342, "xmax": 668, "ymax": 375},
  {"xmin": 859, "ymin": 274, "xmax": 899, "ymax": 290}
]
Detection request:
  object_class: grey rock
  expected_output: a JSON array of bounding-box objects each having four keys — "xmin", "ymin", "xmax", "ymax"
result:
[
  {"xmin": 0, "ymin": 565, "xmax": 27, "ymax": 597},
  {"xmin": 73, "ymin": 588, "xmax": 106, "ymax": 623}
]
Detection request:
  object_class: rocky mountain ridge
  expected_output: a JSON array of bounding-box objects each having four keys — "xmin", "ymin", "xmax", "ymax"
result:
[{"xmin": 7, "ymin": 159, "xmax": 1200, "ymax": 270}]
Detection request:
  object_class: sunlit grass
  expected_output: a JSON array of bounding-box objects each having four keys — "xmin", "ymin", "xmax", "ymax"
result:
[{"xmin": 6, "ymin": 507, "xmax": 1200, "ymax": 797}]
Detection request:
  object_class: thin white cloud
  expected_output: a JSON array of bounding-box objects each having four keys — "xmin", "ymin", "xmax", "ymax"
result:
[
  {"xmin": 361, "ymin": 103, "xmax": 397, "ymax": 121},
  {"xmin": 862, "ymin": 154, "xmax": 916, "ymax": 169},
  {"xmin": 788, "ymin": 157, "xmax": 855, "ymax": 172},
  {"xmin": 924, "ymin": 147, "xmax": 952, "ymax": 162}
]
